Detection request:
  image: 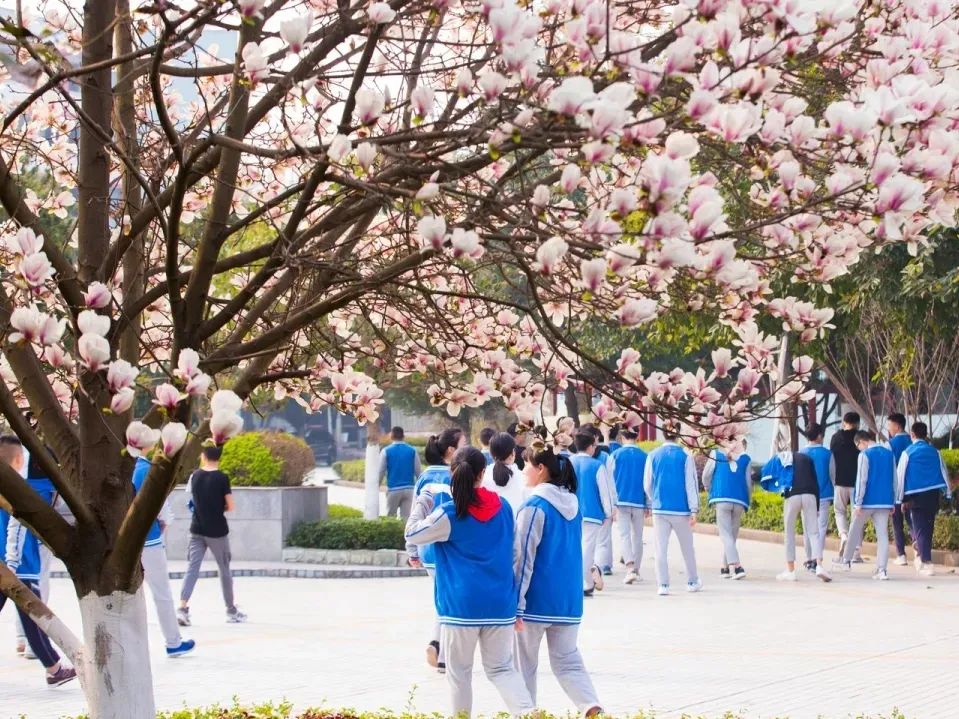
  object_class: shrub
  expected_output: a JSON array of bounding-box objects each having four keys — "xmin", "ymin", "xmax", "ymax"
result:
[
  {"xmin": 287, "ymin": 517, "xmax": 406, "ymax": 550},
  {"xmin": 332, "ymin": 458, "xmax": 366, "ymax": 484},
  {"xmin": 328, "ymin": 503, "xmax": 363, "ymax": 519},
  {"xmin": 221, "ymin": 431, "xmax": 314, "ymax": 487}
]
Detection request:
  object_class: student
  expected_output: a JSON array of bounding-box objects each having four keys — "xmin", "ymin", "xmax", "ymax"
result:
[
  {"xmin": 405, "ymin": 447, "xmax": 534, "ymax": 718},
  {"xmin": 0, "ymin": 436, "xmax": 77, "ymax": 686},
  {"xmin": 570, "ymin": 432, "xmax": 615, "ymax": 595},
  {"xmin": 132, "ymin": 457, "xmax": 196, "ymax": 657},
  {"xmin": 898, "ymin": 422, "xmax": 952, "ymax": 577},
  {"xmin": 762, "ymin": 448, "xmax": 831, "ymax": 582},
  {"xmin": 479, "ymin": 427, "xmax": 496, "ymax": 466},
  {"xmin": 514, "ymin": 445, "xmax": 603, "ymax": 717},
  {"xmin": 830, "ymin": 411, "xmax": 862, "ymax": 561},
  {"xmin": 609, "ymin": 429, "xmax": 648, "ymax": 584},
  {"xmin": 643, "ymin": 427, "xmax": 701, "ymax": 596},
  {"xmin": 482, "ymin": 432, "xmax": 527, "ymax": 514},
  {"xmin": 506, "ymin": 422, "xmax": 527, "ymax": 471},
  {"xmin": 178, "ymin": 446, "xmax": 247, "ymax": 625},
  {"xmin": 703, "ymin": 442, "xmax": 751, "ymax": 580},
  {"xmin": 406, "ymin": 427, "xmax": 465, "ymax": 672},
  {"xmin": 379, "ymin": 426, "xmax": 421, "ymax": 520},
  {"xmin": 835, "ymin": 431, "xmax": 896, "ymax": 580},
  {"xmin": 801, "ymin": 424, "xmax": 835, "ymax": 573},
  {"xmin": 582, "ymin": 424, "xmax": 615, "ymax": 575},
  {"xmin": 885, "ymin": 413, "xmax": 913, "ymax": 566},
  {"xmin": 607, "ymin": 425, "xmax": 622, "ymax": 454}
]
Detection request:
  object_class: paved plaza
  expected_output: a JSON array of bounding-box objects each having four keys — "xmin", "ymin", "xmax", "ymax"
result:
[{"xmin": 2, "ymin": 522, "xmax": 957, "ymax": 719}]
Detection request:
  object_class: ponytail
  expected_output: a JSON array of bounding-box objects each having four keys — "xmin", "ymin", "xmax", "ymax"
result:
[
  {"xmin": 524, "ymin": 445, "xmax": 577, "ymax": 494},
  {"xmin": 424, "ymin": 427, "xmax": 463, "ymax": 466},
  {"xmin": 489, "ymin": 432, "xmax": 516, "ymax": 488},
  {"xmin": 450, "ymin": 446, "xmax": 486, "ymax": 519}
]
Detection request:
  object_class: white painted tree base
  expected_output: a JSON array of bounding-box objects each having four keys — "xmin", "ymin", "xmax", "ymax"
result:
[{"xmin": 78, "ymin": 588, "xmax": 156, "ymax": 719}]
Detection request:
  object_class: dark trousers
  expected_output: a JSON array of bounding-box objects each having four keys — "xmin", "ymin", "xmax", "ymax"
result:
[
  {"xmin": 0, "ymin": 580, "xmax": 60, "ymax": 668},
  {"xmin": 892, "ymin": 503, "xmax": 910, "ymax": 556},
  {"xmin": 906, "ymin": 489, "xmax": 940, "ymax": 563}
]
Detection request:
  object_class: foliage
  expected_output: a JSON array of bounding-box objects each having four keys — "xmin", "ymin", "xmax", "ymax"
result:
[
  {"xmin": 220, "ymin": 432, "xmax": 313, "ymax": 487},
  {"xmin": 332, "ymin": 459, "xmax": 367, "ymax": 485},
  {"xmin": 287, "ymin": 518, "xmax": 406, "ymax": 551},
  {"xmin": 328, "ymin": 504, "xmax": 363, "ymax": 520}
]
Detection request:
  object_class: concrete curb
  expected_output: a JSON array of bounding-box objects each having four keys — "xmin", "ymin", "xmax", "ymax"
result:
[
  {"xmin": 51, "ymin": 566, "xmax": 425, "ymax": 580},
  {"xmin": 282, "ymin": 547, "xmax": 413, "ymax": 568}
]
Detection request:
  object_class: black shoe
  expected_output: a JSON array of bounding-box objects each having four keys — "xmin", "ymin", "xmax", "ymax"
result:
[
  {"xmin": 733, "ymin": 567, "xmax": 747, "ymax": 580},
  {"xmin": 437, "ymin": 662, "xmax": 446, "ymax": 674},
  {"xmin": 804, "ymin": 560, "xmax": 816, "ymax": 573},
  {"xmin": 583, "ymin": 588, "xmax": 594, "ymax": 597},
  {"xmin": 720, "ymin": 567, "xmax": 731, "ymax": 578}
]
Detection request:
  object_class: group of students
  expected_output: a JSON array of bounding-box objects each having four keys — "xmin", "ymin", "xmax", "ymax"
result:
[{"xmin": 1, "ymin": 436, "xmax": 252, "ymax": 688}]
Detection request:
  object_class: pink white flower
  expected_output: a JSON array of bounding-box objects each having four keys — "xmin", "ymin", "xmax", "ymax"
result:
[
  {"xmin": 410, "ymin": 86, "xmax": 435, "ymax": 119},
  {"xmin": 450, "ymin": 228, "xmax": 484, "ymax": 259},
  {"xmin": 353, "ymin": 89, "xmax": 385, "ymax": 125},
  {"xmin": 238, "ymin": 0, "xmax": 265, "ymax": 18},
  {"xmin": 78, "ymin": 310, "xmax": 110, "ymax": 337},
  {"xmin": 533, "ymin": 236, "xmax": 569, "ymax": 275},
  {"xmin": 126, "ymin": 421, "xmax": 160, "ymax": 458},
  {"xmin": 327, "ymin": 134, "xmax": 352, "ymax": 163},
  {"xmin": 153, "ymin": 383, "xmax": 183, "ymax": 411},
  {"xmin": 10, "ymin": 227, "xmax": 43, "ymax": 255},
  {"xmin": 186, "ymin": 372, "xmax": 212, "ymax": 397},
  {"xmin": 78, "ymin": 333, "xmax": 110, "ymax": 371},
  {"xmin": 547, "ymin": 76, "xmax": 595, "ymax": 115},
  {"xmin": 211, "ymin": 412, "xmax": 244, "ymax": 445},
  {"xmin": 455, "ymin": 68, "xmax": 473, "ymax": 96},
  {"xmin": 711, "ymin": 348, "xmax": 734, "ymax": 378},
  {"xmin": 477, "ymin": 71, "xmax": 507, "ymax": 101},
  {"xmin": 18, "ymin": 252, "xmax": 54, "ymax": 288},
  {"xmin": 560, "ymin": 164, "xmax": 581, "ymax": 193},
  {"xmin": 580, "ymin": 258, "xmax": 606, "ymax": 292},
  {"xmin": 241, "ymin": 42, "xmax": 268, "ymax": 85},
  {"xmin": 9, "ymin": 306, "xmax": 44, "ymax": 344},
  {"xmin": 417, "ymin": 215, "xmax": 447, "ymax": 250},
  {"xmin": 211, "ymin": 390, "xmax": 243, "ymax": 415},
  {"xmin": 107, "ymin": 360, "xmax": 138, "ymax": 392},
  {"xmin": 83, "ymin": 282, "xmax": 112, "ymax": 309},
  {"xmin": 356, "ymin": 142, "xmax": 377, "ymax": 171},
  {"xmin": 161, "ymin": 422, "xmax": 188, "ymax": 457},
  {"xmin": 617, "ymin": 298, "xmax": 658, "ymax": 327},
  {"xmin": 368, "ymin": 2, "xmax": 396, "ymax": 23},
  {"xmin": 110, "ymin": 387, "xmax": 135, "ymax": 414},
  {"xmin": 280, "ymin": 15, "xmax": 311, "ymax": 54}
]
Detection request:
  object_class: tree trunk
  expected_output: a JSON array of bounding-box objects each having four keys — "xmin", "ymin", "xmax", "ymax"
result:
[
  {"xmin": 78, "ymin": 588, "xmax": 155, "ymax": 719},
  {"xmin": 363, "ymin": 423, "xmax": 382, "ymax": 519},
  {"xmin": 564, "ymin": 385, "xmax": 580, "ymax": 425}
]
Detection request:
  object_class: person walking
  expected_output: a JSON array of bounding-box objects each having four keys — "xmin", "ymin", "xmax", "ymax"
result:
[
  {"xmin": 801, "ymin": 424, "xmax": 835, "ymax": 573},
  {"xmin": 132, "ymin": 457, "xmax": 196, "ymax": 657},
  {"xmin": 834, "ymin": 431, "xmax": 896, "ymax": 580},
  {"xmin": 479, "ymin": 427, "xmax": 496, "ymax": 466},
  {"xmin": 514, "ymin": 445, "xmax": 603, "ymax": 717},
  {"xmin": 831, "ymin": 412, "xmax": 863, "ymax": 562},
  {"xmin": 884, "ymin": 413, "xmax": 913, "ymax": 566},
  {"xmin": 609, "ymin": 429, "xmax": 648, "ymax": 584},
  {"xmin": 379, "ymin": 426, "xmax": 421, "ymax": 520},
  {"xmin": 482, "ymin": 432, "xmax": 527, "ymax": 514},
  {"xmin": 570, "ymin": 432, "xmax": 616, "ymax": 596},
  {"xmin": 0, "ymin": 436, "xmax": 77, "ymax": 686},
  {"xmin": 178, "ymin": 446, "xmax": 247, "ymax": 626},
  {"xmin": 761, "ymin": 449, "xmax": 831, "ymax": 582},
  {"xmin": 898, "ymin": 422, "xmax": 952, "ymax": 576},
  {"xmin": 703, "ymin": 442, "xmax": 751, "ymax": 580},
  {"xmin": 405, "ymin": 447, "xmax": 534, "ymax": 718},
  {"xmin": 643, "ymin": 427, "xmax": 702, "ymax": 596},
  {"xmin": 581, "ymin": 424, "xmax": 615, "ymax": 575}
]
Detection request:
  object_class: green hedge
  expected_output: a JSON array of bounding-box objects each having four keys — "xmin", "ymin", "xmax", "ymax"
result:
[
  {"xmin": 220, "ymin": 431, "xmax": 314, "ymax": 487},
  {"xmin": 68, "ymin": 701, "xmax": 914, "ymax": 719},
  {"xmin": 698, "ymin": 490, "xmax": 959, "ymax": 551},
  {"xmin": 332, "ymin": 458, "xmax": 366, "ymax": 484},
  {"xmin": 942, "ymin": 449, "xmax": 959, "ymax": 478},
  {"xmin": 328, "ymin": 503, "xmax": 363, "ymax": 519},
  {"xmin": 287, "ymin": 517, "xmax": 405, "ymax": 550}
]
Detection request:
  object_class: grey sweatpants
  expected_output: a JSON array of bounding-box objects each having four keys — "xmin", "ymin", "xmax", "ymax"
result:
[
  {"xmin": 581, "ymin": 521, "xmax": 604, "ymax": 589},
  {"xmin": 386, "ymin": 488, "xmax": 414, "ymax": 519},
  {"xmin": 142, "ymin": 543, "xmax": 183, "ymax": 648},
  {"xmin": 441, "ymin": 624, "xmax": 535, "ymax": 717},
  {"xmin": 834, "ymin": 487, "xmax": 853, "ymax": 538},
  {"xmin": 714, "ymin": 502, "xmax": 744, "ymax": 567},
  {"xmin": 804, "ymin": 499, "xmax": 832, "ymax": 561},
  {"xmin": 180, "ymin": 534, "xmax": 236, "ymax": 612},
  {"xmin": 843, "ymin": 509, "xmax": 890, "ymax": 570},
  {"xmin": 516, "ymin": 623, "xmax": 601, "ymax": 712},
  {"xmin": 653, "ymin": 514, "xmax": 699, "ymax": 586},
  {"xmin": 617, "ymin": 507, "xmax": 645, "ymax": 567},
  {"xmin": 784, "ymin": 494, "xmax": 821, "ymax": 563},
  {"xmin": 595, "ymin": 518, "xmax": 613, "ymax": 569}
]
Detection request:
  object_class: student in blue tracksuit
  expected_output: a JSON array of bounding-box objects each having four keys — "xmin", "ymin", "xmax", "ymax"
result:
[
  {"xmin": 514, "ymin": 444, "xmax": 603, "ymax": 717},
  {"xmin": 405, "ymin": 447, "xmax": 533, "ymax": 718},
  {"xmin": 607, "ymin": 424, "xmax": 622, "ymax": 454},
  {"xmin": 406, "ymin": 427, "xmax": 464, "ymax": 672},
  {"xmin": 898, "ymin": 421, "xmax": 952, "ymax": 576},
  {"xmin": 378, "ymin": 426, "xmax": 422, "ymax": 519},
  {"xmin": 570, "ymin": 432, "xmax": 616, "ymax": 595},
  {"xmin": 610, "ymin": 430, "xmax": 648, "ymax": 585},
  {"xmin": 835, "ymin": 431, "xmax": 897, "ymax": 579},
  {"xmin": 703, "ymin": 442, "xmax": 751, "ymax": 579},
  {"xmin": 479, "ymin": 426, "xmax": 496, "ymax": 466},
  {"xmin": 801, "ymin": 424, "xmax": 835, "ymax": 572},
  {"xmin": 884, "ymin": 413, "xmax": 913, "ymax": 566},
  {"xmin": 580, "ymin": 425, "xmax": 616, "ymax": 575},
  {"xmin": 0, "ymin": 436, "xmax": 76, "ymax": 686},
  {"xmin": 643, "ymin": 428, "xmax": 701, "ymax": 595}
]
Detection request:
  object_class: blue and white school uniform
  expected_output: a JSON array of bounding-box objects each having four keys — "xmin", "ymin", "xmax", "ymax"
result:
[
  {"xmin": 379, "ymin": 442, "xmax": 420, "ymax": 518},
  {"xmin": 704, "ymin": 450, "xmax": 751, "ymax": 568},
  {"xmin": 610, "ymin": 444, "xmax": 648, "ymax": 570},
  {"xmin": 593, "ymin": 449, "xmax": 617, "ymax": 572},
  {"xmin": 514, "ymin": 484, "xmax": 601, "ymax": 712},
  {"xmin": 570, "ymin": 453, "xmax": 615, "ymax": 590},
  {"xmin": 405, "ymin": 488, "xmax": 533, "ymax": 717},
  {"xmin": 898, "ymin": 440, "xmax": 952, "ymax": 564},
  {"xmin": 842, "ymin": 444, "xmax": 896, "ymax": 570},
  {"xmin": 801, "ymin": 443, "xmax": 835, "ymax": 559},
  {"xmin": 643, "ymin": 442, "xmax": 700, "ymax": 589}
]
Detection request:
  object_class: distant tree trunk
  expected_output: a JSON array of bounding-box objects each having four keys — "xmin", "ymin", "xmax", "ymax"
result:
[
  {"xmin": 564, "ymin": 385, "xmax": 580, "ymax": 426},
  {"xmin": 364, "ymin": 423, "xmax": 382, "ymax": 520}
]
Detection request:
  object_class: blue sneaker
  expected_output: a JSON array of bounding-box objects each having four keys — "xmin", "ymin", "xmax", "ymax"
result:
[
  {"xmin": 601, "ymin": 565, "xmax": 613, "ymax": 576},
  {"xmin": 166, "ymin": 639, "xmax": 196, "ymax": 658}
]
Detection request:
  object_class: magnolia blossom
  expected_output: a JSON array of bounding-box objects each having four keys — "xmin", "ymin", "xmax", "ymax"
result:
[
  {"xmin": 328, "ymin": 134, "xmax": 352, "ymax": 163},
  {"xmin": 238, "ymin": 0, "xmax": 265, "ymax": 17},
  {"xmin": 210, "ymin": 412, "xmax": 244, "ymax": 445},
  {"xmin": 477, "ymin": 71, "xmax": 507, "ymax": 101},
  {"xmin": 547, "ymin": 76, "xmax": 595, "ymax": 115},
  {"xmin": 211, "ymin": 389, "xmax": 243, "ymax": 416},
  {"xmin": 560, "ymin": 164, "xmax": 581, "ymax": 193},
  {"xmin": 617, "ymin": 298, "xmax": 658, "ymax": 326},
  {"xmin": 161, "ymin": 422, "xmax": 188, "ymax": 457},
  {"xmin": 455, "ymin": 68, "xmax": 473, "ymax": 96},
  {"xmin": 353, "ymin": 89, "xmax": 384, "ymax": 125},
  {"xmin": 186, "ymin": 372, "xmax": 212, "ymax": 397},
  {"xmin": 450, "ymin": 228, "xmax": 484, "ymax": 259},
  {"xmin": 9, "ymin": 227, "xmax": 43, "ymax": 255},
  {"xmin": 356, "ymin": 142, "xmax": 377, "ymax": 170},
  {"xmin": 280, "ymin": 15, "xmax": 311, "ymax": 53},
  {"xmin": 241, "ymin": 42, "xmax": 268, "ymax": 85},
  {"xmin": 18, "ymin": 252, "xmax": 54, "ymax": 288},
  {"xmin": 176, "ymin": 348, "xmax": 201, "ymax": 380},
  {"xmin": 78, "ymin": 333, "xmax": 110, "ymax": 371},
  {"xmin": 43, "ymin": 345, "xmax": 72, "ymax": 369},
  {"xmin": 533, "ymin": 237, "xmax": 568, "ymax": 275},
  {"xmin": 153, "ymin": 383, "xmax": 183, "ymax": 411},
  {"xmin": 9, "ymin": 306, "xmax": 44, "ymax": 344},
  {"xmin": 580, "ymin": 258, "xmax": 606, "ymax": 292},
  {"xmin": 126, "ymin": 421, "xmax": 160, "ymax": 458},
  {"xmin": 531, "ymin": 184, "xmax": 550, "ymax": 210},
  {"xmin": 77, "ymin": 310, "xmax": 110, "ymax": 337},
  {"xmin": 410, "ymin": 86, "xmax": 435, "ymax": 119},
  {"xmin": 110, "ymin": 387, "xmax": 135, "ymax": 414},
  {"xmin": 83, "ymin": 282, "xmax": 112, "ymax": 309},
  {"xmin": 107, "ymin": 359, "xmax": 138, "ymax": 392},
  {"xmin": 367, "ymin": 2, "xmax": 396, "ymax": 23},
  {"xmin": 711, "ymin": 348, "xmax": 734, "ymax": 378},
  {"xmin": 417, "ymin": 215, "xmax": 447, "ymax": 250}
]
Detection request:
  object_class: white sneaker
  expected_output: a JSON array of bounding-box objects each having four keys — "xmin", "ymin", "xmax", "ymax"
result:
[
  {"xmin": 657, "ymin": 584, "xmax": 670, "ymax": 596},
  {"xmin": 623, "ymin": 569, "xmax": 639, "ymax": 585},
  {"xmin": 873, "ymin": 569, "xmax": 890, "ymax": 581},
  {"xmin": 816, "ymin": 565, "xmax": 832, "ymax": 583},
  {"xmin": 832, "ymin": 558, "xmax": 852, "ymax": 572},
  {"xmin": 919, "ymin": 563, "xmax": 936, "ymax": 577},
  {"xmin": 914, "ymin": 555, "xmax": 923, "ymax": 572},
  {"xmin": 776, "ymin": 570, "xmax": 798, "ymax": 582},
  {"xmin": 894, "ymin": 555, "xmax": 908, "ymax": 566},
  {"xmin": 686, "ymin": 579, "xmax": 703, "ymax": 593}
]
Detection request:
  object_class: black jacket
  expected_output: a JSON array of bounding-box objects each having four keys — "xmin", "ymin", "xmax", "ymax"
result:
[
  {"xmin": 830, "ymin": 428, "xmax": 860, "ymax": 488},
  {"xmin": 785, "ymin": 452, "xmax": 819, "ymax": 501}
]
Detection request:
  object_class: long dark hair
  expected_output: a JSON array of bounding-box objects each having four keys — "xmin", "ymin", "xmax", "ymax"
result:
[
  {"xmin": 425, "ymin": 428, "xmax": 463, "ymax": 466},
  {"xmin": 489, "ymin": 432, "xmax": 516, "ymax": 487},
  {"xmin": 450, "ymin": 446, "xmax": 486, "ymax": 518},
  {"xmin": 523, "ymin": 445, "xmax": 577, "ymax": 494}
]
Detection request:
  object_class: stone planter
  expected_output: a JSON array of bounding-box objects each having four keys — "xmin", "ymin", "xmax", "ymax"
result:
[{"xmin": 165, "ymin": 485, "xmax": 328, "ymax": 561}]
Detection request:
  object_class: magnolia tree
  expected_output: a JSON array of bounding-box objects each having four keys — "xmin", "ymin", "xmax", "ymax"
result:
[{"xmin": 0, "ymin": 0, "xmax": 957, "ymax": 715}]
